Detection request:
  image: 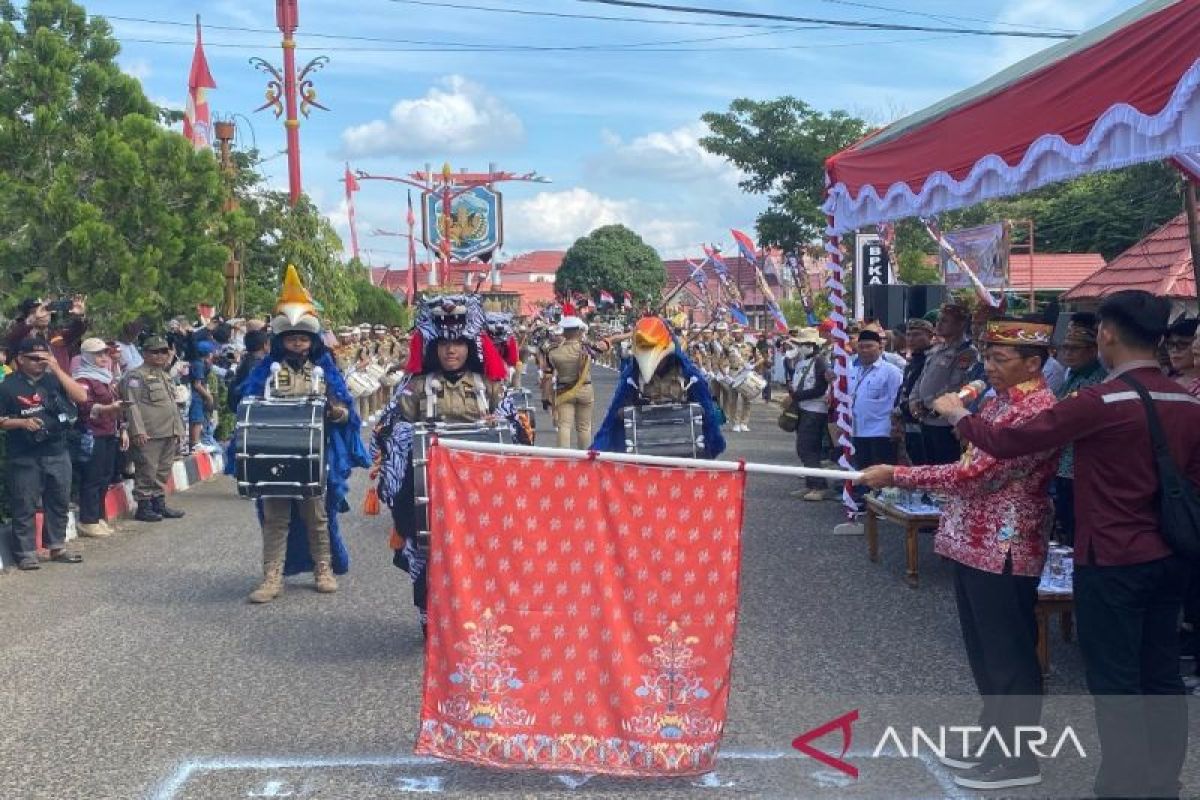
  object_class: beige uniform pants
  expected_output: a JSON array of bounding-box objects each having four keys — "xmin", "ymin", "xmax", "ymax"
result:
[
  {"xmin": 261, "ymin": 496, "xmax": 330, "ymax": 565},
  {"xmin": 555, "ymin": 383, "xmax": 595, "ymax": 449},
  {"xmin": 132, "ymin": 436, "xmax": 179, "ymax": 500}
]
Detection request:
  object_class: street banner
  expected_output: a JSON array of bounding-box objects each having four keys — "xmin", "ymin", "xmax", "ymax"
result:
[
  {"xmin": 940, "ymin": 222, "xmax": 1010, "ymax": 290},
  {"xmin": 853, "ymin": 233, "xmax": 893, "ymax": 321},
  {"xmin": 417, "ymin": 445, "xmax": 745, "ymax": 776}
]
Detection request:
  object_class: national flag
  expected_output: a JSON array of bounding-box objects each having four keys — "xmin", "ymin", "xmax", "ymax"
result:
[
  {"xmin": 418, "ymin": 444, "xmax": 745, "ymax": 776},
  {"xmin": 598, "ymin": 289, "xmax": 614, "ymax": 305},
  {"xmin": 622, "ymin": 291, "xmax": 632, "ymax": 309},
  {"xmin": 182, "ymin": 17, "xmax": 217, "ymax": 150},
  {"xmin": 730, "ymin": 229, "xmax": 759, "ymax": 266}
]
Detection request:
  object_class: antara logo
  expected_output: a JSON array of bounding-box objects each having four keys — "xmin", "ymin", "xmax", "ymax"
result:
[{"xmin": 792, "ymin": 711, "xmax": 1087, "ymax": 779}]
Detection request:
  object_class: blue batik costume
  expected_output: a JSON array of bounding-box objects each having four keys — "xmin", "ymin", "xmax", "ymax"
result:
[
  {"xmin": 592, "ymin": 316, "xmax": 726, "ymax": 459},
  {"xmin": 226, "ymin": 266, "xmax": 369, "ymax": 596}
]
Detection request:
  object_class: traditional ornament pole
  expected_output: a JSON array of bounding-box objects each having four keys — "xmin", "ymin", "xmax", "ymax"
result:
[{"xmin": 251, "ymin": 0, "xmax": 329, "ymax": 206}]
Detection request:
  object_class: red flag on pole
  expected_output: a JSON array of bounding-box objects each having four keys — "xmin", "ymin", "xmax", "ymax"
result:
[{"xmin": 182, "ymin": 16, "xmax": 217, "ymax": 150}]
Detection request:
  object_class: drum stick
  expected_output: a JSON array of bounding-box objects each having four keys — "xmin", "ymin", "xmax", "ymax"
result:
[{"xmin": 433, "ymin": 437, "xmax": 863, "ymax": 482}]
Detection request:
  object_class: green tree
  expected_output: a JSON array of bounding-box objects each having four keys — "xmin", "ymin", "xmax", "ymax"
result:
[
  {"xmin": 700, "ymin": 98, "xmax": 868, "ymax": 251},
  {"xmin": 239, "ymin": 188, "xmax": 361, "ymax": 325},
  {"xmin": 555, "ymin": 224, "xmax": 666, "ymax": 304},
  {"xmin": 351, "ymin": 280, "xmax": 409, "ymax": 327},
  {"xmin": 942, "ymin": 162, "xmax": 1181, "ymax": 260},
  {"xmin": 0, "ymin": 0, "xmax": 231, "ymax": 327}
]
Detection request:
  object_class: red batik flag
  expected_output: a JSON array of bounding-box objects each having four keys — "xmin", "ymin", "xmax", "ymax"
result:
[
  {"xmin": 417, "ymin": 445, "xmax": 747, "ymax": 777},
  {"xmin": 182, "ymin": 20, "xmax": 217, "ymax": 150}
]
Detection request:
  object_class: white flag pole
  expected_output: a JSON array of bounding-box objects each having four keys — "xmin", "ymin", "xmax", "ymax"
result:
[{"xmin": 433, "ymin": 438, "xmax": 863, "ymax": 483}]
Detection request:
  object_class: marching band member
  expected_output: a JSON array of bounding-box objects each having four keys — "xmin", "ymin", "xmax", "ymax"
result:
[
  {"xmin": 484, "ymin": 311, "xmax": 522, "ymax": 387},
  {"xmin": 546, "ymin": 313, "xmax": 611, "ymax": 449},
  {"xmin": 229, "ymin": 266, "xmax": 370, "ymax": 604},
  {"xmin": 372, "ymin": 294, "xmax": 531, "ymax": 636},
  {"xmin": 592, "ymin": 316, "xmax": 725, "ymax": 458}
]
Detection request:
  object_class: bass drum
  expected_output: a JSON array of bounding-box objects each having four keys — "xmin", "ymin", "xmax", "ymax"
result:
[
  {"xmin": 234, "ymin": 397, "xmax": 326, "ymax": 498},
  {"xmin": 621, "ymin": 402, "xmax": 705, "ymax": 459}
]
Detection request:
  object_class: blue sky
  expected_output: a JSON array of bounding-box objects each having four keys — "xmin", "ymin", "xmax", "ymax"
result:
[{"xmin": 93, "ymin": 0, "xmax": 1141, "ymax": 262}]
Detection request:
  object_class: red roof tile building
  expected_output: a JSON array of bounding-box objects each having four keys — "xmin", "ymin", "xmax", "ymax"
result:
[
  {"xmin": 1064, "ymin": 213, "xmax": 1196, "ymax": 301},
  {"xmin": 370, "ymin": 251, "xmax": 567, "ymax": 316}
]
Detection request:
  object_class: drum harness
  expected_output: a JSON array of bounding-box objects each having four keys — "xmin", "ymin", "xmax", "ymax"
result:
[{"xmin": 422, "ymin": 374, "xmax": 491, "ymax": 423}]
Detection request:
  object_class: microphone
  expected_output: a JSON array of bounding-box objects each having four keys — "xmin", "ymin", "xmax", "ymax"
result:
[{"xmin": 956, "ymin": 380, "xmax": 987, "ymax": 403}]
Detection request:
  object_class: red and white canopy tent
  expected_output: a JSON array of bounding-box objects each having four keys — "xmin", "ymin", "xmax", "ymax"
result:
[{"xmin": 820, "ymin": 0, "xmax": 1200, "ymax": 508}]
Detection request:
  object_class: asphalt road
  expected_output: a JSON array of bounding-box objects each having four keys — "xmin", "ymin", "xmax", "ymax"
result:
[{"xmin": 1, "ymin": 366, "xmax": 1196, "ymax": 799}]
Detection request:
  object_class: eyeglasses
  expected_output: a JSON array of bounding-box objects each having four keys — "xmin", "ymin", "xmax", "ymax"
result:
[{"xmin": 1165, "ymin": 340, "xmax": 1193, "ymax": 352}]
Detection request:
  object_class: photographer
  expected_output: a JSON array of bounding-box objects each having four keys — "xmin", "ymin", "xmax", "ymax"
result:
[
  {"xmin": 0, "ymin": 338, "xmax": 89, "ymax": 570},
  {"xmin": 6, "ymin": 296, "xmax": 88, "ymax": 372}
]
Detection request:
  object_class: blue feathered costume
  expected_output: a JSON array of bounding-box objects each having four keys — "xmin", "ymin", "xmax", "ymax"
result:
[
  {"xmin": 226, "ymin": 339, "xmax": 369, "ymax": 575},
  {"xmin": 592, "ymin": 319, "xmax": 726, "ymax": 459},
  {"xmin": 225, "ymin": 264, "xmax": 370, "ymax": 580}
]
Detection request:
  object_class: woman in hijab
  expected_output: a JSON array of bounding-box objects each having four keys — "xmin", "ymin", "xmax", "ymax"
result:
[{"xmin": 73, "ymin": 337, "xmax": 128, "ymax": 538}]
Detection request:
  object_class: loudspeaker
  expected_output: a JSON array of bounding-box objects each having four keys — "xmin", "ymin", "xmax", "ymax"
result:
[
  {"xmin": 907, "ymin": 284, "xmax": 948, "ymax": 321},
  {"xmin": 864, "ymin": 284, "xmax": 908, "ymax": 330}
]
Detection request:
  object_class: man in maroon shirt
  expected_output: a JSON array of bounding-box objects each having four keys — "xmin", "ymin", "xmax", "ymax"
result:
[
  {"xmin": 933, "ymin": 290, "xmax": 1197, "ymax": 799},
  {"xmin": 5, "ymin": 296, "xmax": 88, "ymax": 373}
]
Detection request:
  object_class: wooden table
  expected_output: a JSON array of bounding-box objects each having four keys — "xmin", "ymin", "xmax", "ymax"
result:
[
  {"xmin": 863, "ymin": 494, "xmax": 940, "ymax": 588},
  {"xmin": 1035, "ymin": 591, "xmax": 1075, "ymax": 678}
]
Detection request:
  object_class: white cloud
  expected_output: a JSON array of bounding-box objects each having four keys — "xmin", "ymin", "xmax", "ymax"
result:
[
  {"xmin": 121, "ymin": 58, "xmax": 152, "ymax": 82},
  {"xmin": 592, "ymin": 122, "xmax": 742, "ymax": 185},
  {"xmin": 340, "ymin": 75, "xmax": 524, "ymax": 158},
  {"xmin": 507, "ymin": 187, "xmax": 702, "ymax": 258}
]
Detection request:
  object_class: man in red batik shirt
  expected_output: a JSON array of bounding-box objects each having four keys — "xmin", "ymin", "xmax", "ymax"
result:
[{"xmin": 861, "ymin": 318, "xmax": 1059, "ymax": 792}]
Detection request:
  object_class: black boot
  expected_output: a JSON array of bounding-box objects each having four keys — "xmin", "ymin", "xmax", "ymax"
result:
[
  {"xmin": 154, "ymin": 495, "xmax": 185, "ymax": 519},
  {"xmin": 135, "ymin": 501, "xmax": 162, "ymax": 522}
]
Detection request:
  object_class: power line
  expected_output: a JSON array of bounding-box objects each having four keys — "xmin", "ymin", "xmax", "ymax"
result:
[
  {"xmin": 577, "ymin": 0, "xmax": 1076, "ymax": 39},
  {"xmin": 381, "ymin": 0, "xmax": 803, "ymax": 28},
  {"xmin": 117, "ymin": 32, "xmax": 970, "ymax": 53},
  {"xmin": 101, "ymin": 13, "xmax": 820, "ymax": 49},
  {"xmin": 806, "ymin": 0, "xmax": 1075, "ymax": 34}
]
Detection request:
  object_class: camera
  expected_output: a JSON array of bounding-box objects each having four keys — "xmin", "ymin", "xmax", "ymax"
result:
[{"xmin": 46, "ymin": 297, "xmax": 74, "ymax": 325}]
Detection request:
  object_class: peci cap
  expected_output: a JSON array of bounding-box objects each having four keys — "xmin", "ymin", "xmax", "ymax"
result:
[{"xmin": 17, "ymin": 337, "xmax": 50, "ymax": 355}]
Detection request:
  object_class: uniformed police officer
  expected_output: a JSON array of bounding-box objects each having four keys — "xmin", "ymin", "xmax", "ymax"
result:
[
  {"xmin": 121, "ymin": 335, "xmax": 187, "ymax": 522},
  {"xmin": 911, "ymin": 303, "xmax": 979, "ymax": 464}
]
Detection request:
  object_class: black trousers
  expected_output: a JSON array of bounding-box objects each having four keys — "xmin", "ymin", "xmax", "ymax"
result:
[
  {"xmin": 953, "ymin": 560, "xmax": 1043, "ymax": 767},
  {"xmin": 78, "ymin": 435, "xmax": 119, "ymax": 525},
  {"xmin": 795, "ymin": 411, "xmax": 828, "ymax": 490},
  {"xmin": 8, "ymin": 452, "xmax": 72, "ymax": 559},
  {"xmin": 1074, "ymin": 556, "xmax": 1189, "ymax": 798},
  {"xmin": 920, "ymin": 423, "xmax": 962, "ymax": 465},
  {"xmin": 903, "ymin": 428, "xmax": 929, "ymax": 466},
  {"xmin": 1052, "ymin": 476, "xmax": 1076, "ymax": 547},
  {"xmin": 851, "ymin": 436, "xmax": 895, "ymax": 507}
]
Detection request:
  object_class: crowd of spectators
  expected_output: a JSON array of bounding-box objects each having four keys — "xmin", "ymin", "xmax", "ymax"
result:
[{"xmin": 0, "ymin": 297, "xmax": 263, "ymax": 570}]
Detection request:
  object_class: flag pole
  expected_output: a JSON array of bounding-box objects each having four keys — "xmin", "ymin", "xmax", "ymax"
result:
[{"xmin": 433, "ymin": 437, "xmax": 862, "ymax": 482}]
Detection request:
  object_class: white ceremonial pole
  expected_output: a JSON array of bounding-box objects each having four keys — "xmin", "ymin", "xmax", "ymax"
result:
[{"xmin": 433, "ymin": 438, "xmax": 863, "ymax": 483}]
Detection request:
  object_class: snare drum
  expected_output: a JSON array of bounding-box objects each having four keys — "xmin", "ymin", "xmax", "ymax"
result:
[
  {"xmin": 731, "ymin": 369, "xmax": 766, "ymax": 401},
  {"xmin": 234, "ymin": 397, "xmax": 327, "ymax": 498},
  {"xmin": 621, "ymin": 402, "xmax": 705, "ymax": 459},
  {"xmin": 411, "ymin": 422, "xmax": 512, "ymax": 537},
  {"xmin": 347, "ymin": 371, "xmax": 376, "ymax": 398}
]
